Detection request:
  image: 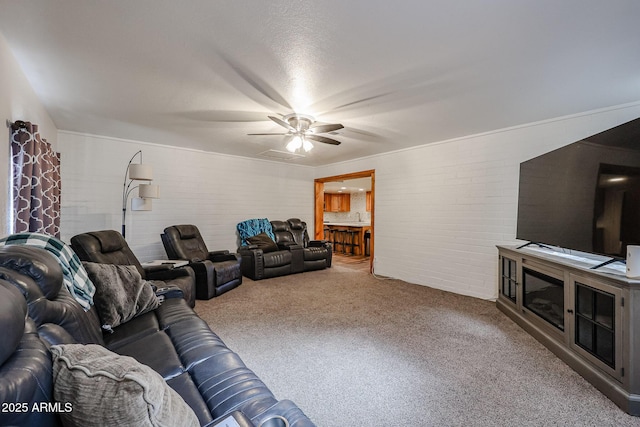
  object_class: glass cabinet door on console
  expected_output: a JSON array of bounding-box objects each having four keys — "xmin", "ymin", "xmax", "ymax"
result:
[
  {"xmin": 568, "ymin": 274, "xmax": 623, "ymax": 381},
  {"xmin": 500, "ymin": 256, "xmax": 518, "ymax": 304}
]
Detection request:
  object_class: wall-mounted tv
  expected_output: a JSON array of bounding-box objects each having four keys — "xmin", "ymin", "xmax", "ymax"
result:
[{"xmin": 516, "ymin": 117, "xmax": 640, "ymax": 258}]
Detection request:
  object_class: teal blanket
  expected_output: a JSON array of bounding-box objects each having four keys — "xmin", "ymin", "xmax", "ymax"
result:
[{"xmin": 237, "ymin": 218, "xmax": 275, "ymax": 245}]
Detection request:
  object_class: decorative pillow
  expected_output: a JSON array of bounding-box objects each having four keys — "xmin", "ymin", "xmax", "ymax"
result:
[
  {"xmin": 50, "ymin": 344, "xmax": 199, "ymax": 427},
  {"xmin": 82, "ymin": 262, "xmax": 160, "ymax": 332},
  {"xmin": 247, "ymin": 232, "xmax": 279, "ymax": 253}
]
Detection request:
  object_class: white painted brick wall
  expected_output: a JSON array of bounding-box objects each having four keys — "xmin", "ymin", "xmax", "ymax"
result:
[
  {"xmin": 58, "ymin": 132, "xmax": 315, "ymax": 261},
  {"xmin": 316, "ymin": 104, "xmax": 640, "ymax": 300}
]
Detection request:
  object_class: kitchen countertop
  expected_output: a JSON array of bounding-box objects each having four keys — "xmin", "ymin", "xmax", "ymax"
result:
[{"xmin": 324, "ymin": 222, "xmax": 371, "ymax": 227}]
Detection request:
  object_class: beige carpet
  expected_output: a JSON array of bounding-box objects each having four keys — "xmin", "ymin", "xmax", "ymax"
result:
[{"xmin": 194, "ymin": 265, "xmax": 639, "ymax": 426}]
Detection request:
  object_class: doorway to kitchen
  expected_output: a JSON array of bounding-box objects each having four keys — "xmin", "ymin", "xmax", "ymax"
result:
[{"xmin": 314, "ymin": 170, "xmax": 375, "ymax": 273}]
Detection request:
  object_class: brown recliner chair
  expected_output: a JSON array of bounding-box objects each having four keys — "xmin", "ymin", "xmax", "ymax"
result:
[
  {"xmin": 70, "ymin": 230, "xmax": 196, "ymax": 307},
  {"xmin": 161, "ymin": 225, "xmax": 242, "ymax": 299}
]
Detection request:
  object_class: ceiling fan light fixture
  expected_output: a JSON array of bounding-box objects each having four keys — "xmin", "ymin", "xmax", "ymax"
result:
[
  {"xmin": 286, "ymin": 135, "xmax": 303, "ymax": 152},
  {"xmin": 303, "ymin": 138, "xmax": 314, "ymax": 152},
  {"xmin": 251, "ymin": 113, "xmax": 343, "ymax": 151}
]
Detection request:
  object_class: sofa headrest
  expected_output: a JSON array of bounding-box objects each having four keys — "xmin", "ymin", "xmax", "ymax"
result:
[
  {"xmin": 174, "ymin": 225, "xmax": 198, "ymax": 240},
  {"xmin": 89, "ymin": 230, "xmax": 124, "ymax": 253},
  {"xmin": 287, "ymin": 218, "xmax": 304, "ymax": 230},
  {"xmin": 270, "ymin": 221, "xmax": 289, "ymax": 232},
  {"xmin": 0, "ymin": 246, "xmax": 63, "ymax": 299},
  {"xmin": 0, "ymin": 281, "xmax": 27, "ymax": 366}
]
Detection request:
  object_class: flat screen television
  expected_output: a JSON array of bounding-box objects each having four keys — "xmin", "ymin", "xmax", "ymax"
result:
[{"xmin": 516, "ymin": 117, "xmax": 640, "ymax": 258}]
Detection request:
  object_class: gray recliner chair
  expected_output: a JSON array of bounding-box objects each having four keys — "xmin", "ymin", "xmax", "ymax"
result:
[{"xmin": 161, "ymin": 225, "xmax": 242, "ymax": 299}]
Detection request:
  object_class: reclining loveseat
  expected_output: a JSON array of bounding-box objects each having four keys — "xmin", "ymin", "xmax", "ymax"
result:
[
  {"xmin": 0, "ymin": 242, "xmax": 315, "ymax": 426},
  {"xmin": 237, "ymin": 218, "xmax": 331, "ymax": 280}
]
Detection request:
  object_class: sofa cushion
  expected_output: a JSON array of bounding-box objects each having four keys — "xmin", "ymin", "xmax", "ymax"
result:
[
  {"xmin": 263, "ymin": 251, "xmax": 292, "ymax": 268},
  {"xmin": 247, "ymin": 233, "xmax": 279, "ymax": 253},
  {"xmin": 50, "ymin": 343, "xmax": 199, "ymax": 427},
  {"xmin": 83, "ymin": 262, "xmax": 160, "ymax": 332}
]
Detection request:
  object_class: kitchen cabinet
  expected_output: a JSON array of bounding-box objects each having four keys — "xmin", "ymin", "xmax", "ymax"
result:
[{"xmin": 324, "ymin": 193, "xmax": 350, "ymax": 212}]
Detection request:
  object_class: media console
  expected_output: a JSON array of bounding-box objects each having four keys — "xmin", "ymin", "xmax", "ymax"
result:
[{"xmin": 497, "ymin": 245, "xmax": 640, "ymax": 415}]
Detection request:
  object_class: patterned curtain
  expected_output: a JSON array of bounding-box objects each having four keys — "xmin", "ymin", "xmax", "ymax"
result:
[{"xmin": 10, "ymin": 121, "xmax": 61, "ymax": 237}]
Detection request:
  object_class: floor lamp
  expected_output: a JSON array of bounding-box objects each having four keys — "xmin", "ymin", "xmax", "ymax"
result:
[{"xmin": 122, "ymin": 150, "xmax": 159, "ymax": 238}]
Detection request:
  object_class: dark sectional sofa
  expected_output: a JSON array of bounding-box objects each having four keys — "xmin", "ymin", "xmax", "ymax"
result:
[
  {"xmin": 0, "ymin": 244, "xmax": 314, "ymax": 427},
  {"xmin": 238, "ymin": 218, "xmax": 332, "ymax": 280}
]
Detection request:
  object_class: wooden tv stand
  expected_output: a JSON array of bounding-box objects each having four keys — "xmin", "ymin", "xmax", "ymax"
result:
[{"xmin": 497, "ymin": 245, "xmax": 640, "ymax": 415}]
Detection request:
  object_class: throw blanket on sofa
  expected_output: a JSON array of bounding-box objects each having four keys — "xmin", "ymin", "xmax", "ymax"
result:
[
  {"xmin": 0, "ymin": 232, "xmax": 95, "ymax": 311},
  {"xmin": 237, "ymin": 218, "xmax": 276, "ymax": 245}
]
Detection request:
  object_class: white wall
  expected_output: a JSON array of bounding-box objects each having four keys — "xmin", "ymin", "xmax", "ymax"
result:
[
  {"xmin": 316, "ymin": 103, "xmax": 640, "ymax": 300},
  {"xmin": 0, "ymin": 33, "xmax": 58, "ymax": 234},
  {"xmin": 58, "ymin": 132, "xmax": 315, "ymax": 261}
]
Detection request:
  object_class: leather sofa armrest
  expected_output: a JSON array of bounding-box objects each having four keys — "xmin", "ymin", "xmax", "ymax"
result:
[
  {"xmin": 208, "ymin": 250, "xmax": 239, "ymax": 263},
  {"xmin": 208, "ymin": 249, "xmax": 229, "ymax": 257},
  {"xmin": 37, "ymin": 323, "xmax": 78, "ymax": 347},
  {"xmin": 308, "ymin": 240, "xmax": 329, "ymax": 247},
  {"xmin": 278, "ymin": 242, "xmax": 302, "ymax": 250},
  {"xmin": 238, "ymin": 246, "xmax": 264, "ymax": 280},
  {"xmin": 144, "ymin": 264, "xmax": 174, "ymax": 273},
  {"xmin": 145, "ymin": 265, "xmax": 191, "ymax": 281}
]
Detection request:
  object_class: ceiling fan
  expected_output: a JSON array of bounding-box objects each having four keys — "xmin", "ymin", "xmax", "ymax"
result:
[{"xmin": 248, "ymin": 114, "xmax": 344, "ymax": 153}]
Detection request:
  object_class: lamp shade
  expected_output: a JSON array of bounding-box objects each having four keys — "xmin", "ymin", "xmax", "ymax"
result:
[
  {"xmin": 129, "ymin": 164, "xmax": 153, "ymax": 181},
  {"xmin": 131, "ymin": 197, "xmax": 152, "ymax": 211},
  {"xmin": 138, "ymin": 183, "xmax": 159, "ymax": 198}
]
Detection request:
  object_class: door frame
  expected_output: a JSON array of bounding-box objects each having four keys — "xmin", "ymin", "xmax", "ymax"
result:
[{"xmin": 314, "ymin": 169, "xmax": 375, "ymax": 272}]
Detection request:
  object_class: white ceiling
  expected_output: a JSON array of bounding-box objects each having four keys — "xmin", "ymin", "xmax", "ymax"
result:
[{"xmin": 1, "ymin": 1, "xmax": 639, "ymax": 166}]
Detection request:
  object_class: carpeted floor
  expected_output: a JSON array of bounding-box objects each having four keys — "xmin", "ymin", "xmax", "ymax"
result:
[{"xmin": 194, "ymin": 265, "xmax": 640, "ymax": 426}]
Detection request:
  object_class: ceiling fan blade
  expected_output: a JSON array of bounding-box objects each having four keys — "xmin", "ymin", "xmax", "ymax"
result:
[
  {"xmin": 216, "ymin": 51, "xmax": 292, "ymax": 111},
  {"xmin": 306, "ymin": 134, "xmax": 341, "ymax": 146},
  {"xmin": 247, "ymin": 133, "xmax": 289, "ymax": 135},
  {"xmin": 309, "ymin": 123, "xmax": 344, "ymax": 133},
  {"xmin": 268, "ymin": 116, "xmax": 296, "ymax": 132}
]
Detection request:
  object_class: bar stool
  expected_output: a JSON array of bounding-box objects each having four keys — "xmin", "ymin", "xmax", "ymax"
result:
[
  {"xmin": 323, "ymin": 226, "xmax": 331, "ymax": 241},
  {"xmin": 343, "ymin": 229, "xmax": 356, "ymax": 255},
  {"xmin": 330, "ymin": 228, "xmax": 339, "ymax": 252},
  {"xmin": 351, "ymin": 230, "xmax": 361, "ymax": 256},
  {"xmin": 334, "ymin": 227, "xmax": 347, "ymax": 253}
]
